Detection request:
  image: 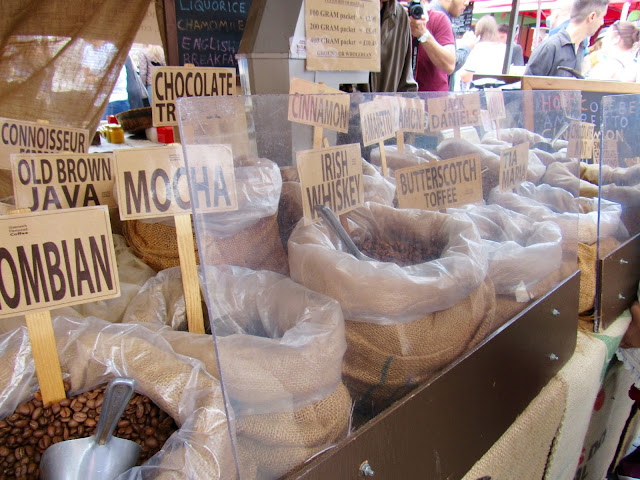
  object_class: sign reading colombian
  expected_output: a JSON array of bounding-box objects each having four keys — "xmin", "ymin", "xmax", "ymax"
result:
[
  {"xmin": 151, "ymin": 66, "xmax": 235, "ymax": 126},
  {"xmin": 0, "ymin": 118, "xmax": 89, "ymax": 170},
  {"xmin": 305, "ymin": 0, "xmax": 381, "ymax": 71},
  {"xmin": 114, "ymin": 145, "xmax": 238, "ymax": 220},
  {"xmin": 0, "ymin": 206, "xmax": 120, "ymax": 319}
]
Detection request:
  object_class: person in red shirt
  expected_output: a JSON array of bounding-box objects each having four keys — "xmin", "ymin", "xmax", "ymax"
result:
[{"xmin": 409, "ymin": 7, "xmax": 456, "ymax": 91}]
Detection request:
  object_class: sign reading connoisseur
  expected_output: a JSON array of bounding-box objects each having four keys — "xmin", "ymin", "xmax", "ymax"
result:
[
  {"xmin": 151, "ymin": 66, "xmax": 235, "ymax": 126},
  {"xmin": 0, "ymin": 117, "xmax": 89, "ymax": 170},
  {"xmin": 11, "ymin": 153, "xmax": 115, "ymax": 211},
  {"xmin": 114, "ymin": 145, "xmax": 238, "ymax": 220},
  {"xmin": 427, "ymin": 93, "xmax": 481, "ymax": 132},
  {"xmin": 395, "ymin": 154, "xmax": 483, "ymax": 210},
  {"xmin": 288, "ymin": 78, "xmax": 350, "ymax": 133},
  {"xmin": 296, "ymin": 143, "xmax": 363, "ymax": 222},
  {"xmin": 0, "ymin": 206, "xmax": 119, "ymax": 319},
  {"xmin": 305, "ymin": 0, "xmax": 380, "ymax": 72}
]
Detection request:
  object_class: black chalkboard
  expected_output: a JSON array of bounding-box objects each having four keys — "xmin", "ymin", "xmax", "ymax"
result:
[
  {"xmin": 170, "ymin": 0, "xmax": 253, "ymax": 68},
  {"xmin": 452, "ymin": 2, "xmax": 473, "ymax": 36}
]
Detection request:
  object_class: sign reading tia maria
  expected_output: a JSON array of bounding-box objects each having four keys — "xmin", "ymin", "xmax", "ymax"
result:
[
  {"xmin": 0, "ymin": 206, "xmax": 119, "ymax": 319},
  {"xmin": 288, "ymin": 78, "xmax": 350, "ymax": 133},
  {"xmin": 0, "ymin": 117, "xmax": 89, "ymax": 170},
  {"xmin": 359, "ymin": 100, "xmax": 395, "ymax": 146},
  {"xmin": 11, "ymin": 153, "xmax": 115, "ymax": 211},
  {"xmin": 114, "ymin": 145, "xmax": 238, "ymax": 220},
  {"xmin": 427, "ymin": 93, "xmax": 481, "ymax": 132},
  {"xmin": 297, "ymin": 143, "xmax": 363, "ymax": 221},
  {"xmin": 151, "ymin": 66, "xmax": 235, "ymax": 126},
  {"xmin": 395, "ymin": 154, "xmax": 482, "ymax": 210},
  {"xmin": 499, "ymin": 143, "xmax": 529, "ymax": 192}
]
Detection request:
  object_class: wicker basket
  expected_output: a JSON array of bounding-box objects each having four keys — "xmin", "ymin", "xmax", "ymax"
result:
[{"xmin": 116, "ymin": 106, "xmax": 153, "ymax": 133}]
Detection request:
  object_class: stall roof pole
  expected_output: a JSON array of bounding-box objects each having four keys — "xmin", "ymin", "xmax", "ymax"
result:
[
  {"xmin": 502, "ymin": 0, "xmax": 522, "ymax": 74},
  {"xmin": 534, "ymin": 0, "xmax": 543, "ymax": 47}
]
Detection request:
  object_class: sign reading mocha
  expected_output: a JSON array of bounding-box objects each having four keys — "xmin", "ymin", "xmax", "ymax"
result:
[
  {"xmin": 0, "ymin": 117, "xmax": 89, "ymax": 169},
  {"xmin": 0, "ymin": 207, "xmax": 119, "ymax": 318},
  {"xmin": 151, "ymin": 66, "xmax": 235, "ymax": 126},
  {"xmin": 395, "ymin": 154, "xmax": 482, "ymax": 210}
]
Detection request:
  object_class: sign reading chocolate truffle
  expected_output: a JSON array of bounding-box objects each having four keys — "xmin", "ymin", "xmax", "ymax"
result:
[
  {"xmin": 288, "ymin": 78, "xmax": 350, "ymax": 133},
  {"xmin": 395, "ymin": 154, "xmax": 482, "ymax": 210},
  {"xmin": 297, "ymin": 143, "xmax": 363, "ymax": 221},
  {"xmin": 567, "ymin": 121, "xmax": 595, "ymax": 159},
  {"xmin": 427, "ymin": 93, "xmax": 481, "ymax": 132},
  {"xmin": 114, "ymin": 145, "xmax": 238, "ymax": 220},
  {"xmin": 499, "ymin": 143, "xmax": 529, "ymax": 192},
  {"xmin": 11, "ymin": 153, "xmax": 115, "ymax": 211},
  {"xmin": 0, "ymin": 206, "xmax": 119, "ymax": 318}
]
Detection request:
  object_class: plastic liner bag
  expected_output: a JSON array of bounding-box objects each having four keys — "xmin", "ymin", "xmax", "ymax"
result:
[
  {"xmin": 449, "ymin": 203, "xmax": 564, "ymax": 326},
  {"xmin": 288, "ymin": 202, "xmax": 495, "ymax": 413},
  {"xmin": 542, "ymin": 160, "xmax": 600, "ymax": 198},
  {"xmin": 489, "ymin": 182, "xmax": 627, "ymax": 314},
  {"xmin": 277, "ymin": 159, "xmax": 395, "ymax": 252},
  {"xmin": 0, "ymin": 315, "xmax": 237, "ymax": 480},
  {"xmin": 482, "ymin": 127, "xmax": 569, "ymax": 152},
  {"xmin": 368, "ymin": 144, "xmax": 439, "ymax": 177},
  {"xmin": 122, "ymin": 155, "xmax": 288, "ymax": 275},
  {"xmin": 122, "ymin": 265, "xmax": 351, "ymax": 479}
]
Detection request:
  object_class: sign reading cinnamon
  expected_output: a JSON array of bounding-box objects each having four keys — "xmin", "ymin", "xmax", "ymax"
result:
[
  {"xmin": 297, "ymin": 143, "xmax": 363, "ymax": 221},
  {"xmin": 427, "ymin": 93, "xmax": 481, "ymax": 132},
  {"xmin": 0, "ymin": 206, "xmax": 119, "ymax": 318},
  {"xmin": 359, "ymin": 100, "xmax": 395, "ymax": 146},
  {"xmin": 395, "ymin": 154, "xmax": 482, "ymax": 210},
  {"xmin": 499, "ymin": 143, "xmax": 529, "ymax": 192},
  {"xmin": 114, "ymin": 145, "xmax": 237, "ymax": 220},
  {"xmin": 11, "ymin": 153, "xmax": 115, "ymax": 211},
  {"xmin": 288, "ymin": 78, "xmax": 350, "ymax": 133}
]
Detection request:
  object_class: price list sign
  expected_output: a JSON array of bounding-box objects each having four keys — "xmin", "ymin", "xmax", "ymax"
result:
[{"xmin": 305, "ymin": 0, "xmax": 380, "ymax": 71}]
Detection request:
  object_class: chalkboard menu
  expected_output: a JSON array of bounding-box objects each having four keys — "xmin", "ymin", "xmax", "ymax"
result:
[
  {"xmin": 452, "ymin": 2, "xmax": 473, "ymax": 36},
  {"xmin": 170, "ymin": 0, "xmax": 253, "ymax": 68}
]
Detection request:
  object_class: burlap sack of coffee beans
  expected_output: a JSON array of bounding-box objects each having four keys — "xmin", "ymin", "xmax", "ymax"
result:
[
  {"xmin": 288, "ymin": 202, "xmax": 495, "ymax": 413},
  {"xmin": 122, "ymin": 265, "xmax": 351, "ymax": 479},
  {"xmin": 0, "ymin": 315, "xmax": 238, "ymax": 480},
  {"xmin": 489, "ymin": 182, "xmax": 628, "ymax": 315},
  {"xmin": 122, "ymin": 155, "xmax": 289, "ymax": 275}
]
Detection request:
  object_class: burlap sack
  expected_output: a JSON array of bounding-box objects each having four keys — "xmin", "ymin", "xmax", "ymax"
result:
[
  {"xmin": 122, "ymin": 265, "xmax": 351, "ymax": 479},
  {"xmin": 123, "ymin": 156, "xmax": 289, "ymax": 275},
  {"xmin": 288, "ymin": 202, "xmax": 495, "ymax": 412},
  {"xmin": 368, "ymin": 144, "xmax": 438, "ymax": 178},
  {"xmin": 0, "ymin": 315, "xmax": 238, "ymax": 479}
]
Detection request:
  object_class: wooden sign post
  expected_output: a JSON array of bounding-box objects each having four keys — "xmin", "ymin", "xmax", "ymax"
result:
[
  {"xmin": 114, "ymin": 145, "xmax": 238, "ymax": 334},
  {"xmin": 427, "ymin": 93, "xmax": 482, "ymax": 140},
  {"xmin": 359, "ymin": 100, "xmax": 395, "ymax": 177},
  {"xmin": 0, "ymin": 207, "xmax": 120, "ymax": 403}
]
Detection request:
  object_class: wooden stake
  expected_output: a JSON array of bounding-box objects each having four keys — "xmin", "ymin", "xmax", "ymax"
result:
[
  {"xmin": 25, "ymin": 311, "xmax": 66, "ymax": 404},
  {"xmin": 396, "ymin": 131, "xmax": 405, "ymax": 153},
  {"xmin": 314, "ymin": 126, "xmax": 323, "ymax": 149},
  {"xmin": 454, "ymin": 126, "xmax": 461, "ymax": 139},
  {"xmin": 175, "ymin": 213, "xmax": 205, "ymax": 334},
  {"xmin": 379, "ymin": 141, "xmax": 388, "ymax": 177}
]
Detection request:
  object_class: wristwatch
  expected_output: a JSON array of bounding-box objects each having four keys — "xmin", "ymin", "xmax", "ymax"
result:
[{"xmin": 418, "ymin": 30, "xmax": 430, "ymax": 43}]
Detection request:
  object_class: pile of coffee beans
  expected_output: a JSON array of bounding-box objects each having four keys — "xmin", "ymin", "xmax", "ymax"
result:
[
  {"xmin": 355, "ymin": 234, "xmax": 445, "ymax": 266},
  {"xmin": 0, "ymin": 381, "xmax": 177, "ymax": 479}
]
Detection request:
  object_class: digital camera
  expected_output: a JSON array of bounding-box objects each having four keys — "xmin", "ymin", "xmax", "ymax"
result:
[{"xmin": 408, "ymin": 0, "xmax": 424, "ymax": 19}]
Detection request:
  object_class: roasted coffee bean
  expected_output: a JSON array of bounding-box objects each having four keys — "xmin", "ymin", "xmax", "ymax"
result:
[
  {"xmin": 51, "ymin": 403, "xmax": 61, "ymax": 415},
  {"xmin": 31, "ymin": 407, "xmax": 43, "ymax": 421},
  {"xmin": 73, "ymin": 412, "xmax": 87, "ymax": 423}
]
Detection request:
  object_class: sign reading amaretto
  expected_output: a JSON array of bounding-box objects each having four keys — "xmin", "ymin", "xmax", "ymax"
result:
[
  {"xmin": 0, "ymin": 117, "xmax": 89, "ymax": 170},
  {"xmin": 395, "ymin": 154, "xmax": 483, "ymax": 210},
  {"xmin": 359, "ymin": 100, "xmax": 395, "ymax": 146},
  {"xmin": 0, "ymin": 206, "xmax": 119, "ymax": 318},
  {"xmin": 288, "ymin": 78, "xmax": 350, "ymax": 133},
  {"xmin": 151, "ymin": 66, "xmax": 236, "ymax": 126}
]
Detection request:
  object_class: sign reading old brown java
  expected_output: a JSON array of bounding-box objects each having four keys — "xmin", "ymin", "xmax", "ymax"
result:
[
  {"xmin": 11, "ymin": 153, "xmax": 115, "ymax": 211},
  {"xmin": 297, "ymin": 143, "xmax": 363, "ymax": 221},
  {"xmin": 114, "ymin": 145, "xmax": 238, "ymax": 220},
  {"xmin": 395, "ymin": 154, "xmax": 483, "ymax": 210},
  {"xmin": 0, "ymin": 206, "xmax": 119, "ymax": 319}
]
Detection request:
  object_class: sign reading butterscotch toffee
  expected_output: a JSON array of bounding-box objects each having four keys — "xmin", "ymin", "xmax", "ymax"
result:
[
  {"xmin": 10, "ymin": 153, "xmax": 115, "ymax": 211},
  {"xmin": 305, "ymin": 0, "xmax": 380, "ymax": 71},
  {"xmin": 288, "ymin": 78, "xmax": 350, "ymax": 133},
  {"xmin": 0, "ymin": 206, "xmax": 120, "ymax": 319},
  {"xmin": 0, "ymin": 117, "xmax": 89, "ymax": 169},
  {"xmin": 499, "ymin": 143, "xmax": 529, "ymax": 193},
  {"xmin": 567, "ymin": 120, "xmax": 595, "ymax": 159},
  {"xmin": 151, "ymin": 66, "xmax": 236, "ymax": 126},
  {"xmin": 297, "ymin": 143, "xmax": 363, "ymax": 221},
  {"xmin": 359, "ymin": 100, "xmax": 395, "ymax": 146},
  {"xmin": 114, "ymin": 145, "xmax": 238, "ymax": 220},
  {"xmin": 427, "ymin": 93, "xmax": 482, "ymax": 132},
  {"xmin": 395, "ymin": 154, "xmax": 483, "ymax": 210}
]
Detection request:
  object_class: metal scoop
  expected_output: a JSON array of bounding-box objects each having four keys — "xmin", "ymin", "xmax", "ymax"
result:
[
  {"xmin": 531, "ymin": 121, "xmax": 570, "ymax": 153},
  {"xmin": 40, "ymin": 377, "xmax": 141, "ymax": 480},
  {"xmin": 314, "ymin": 204, "xmax": 374, "ymax": 261}
]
